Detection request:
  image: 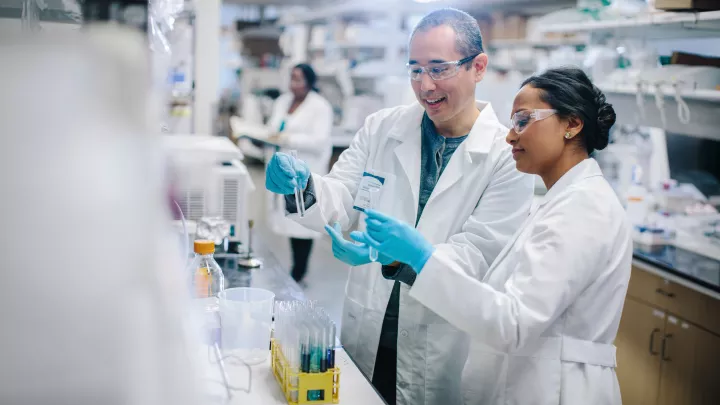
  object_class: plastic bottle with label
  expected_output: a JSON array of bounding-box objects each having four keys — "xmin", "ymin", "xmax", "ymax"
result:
[{"xmin": 189, "ymin": 240, "xmax": 225, "ymax": 299}]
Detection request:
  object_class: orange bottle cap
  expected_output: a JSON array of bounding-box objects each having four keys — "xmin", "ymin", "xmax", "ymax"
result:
[{"xmin": 194, "ymin": 240, "xmax": 215, "ymax": 255}]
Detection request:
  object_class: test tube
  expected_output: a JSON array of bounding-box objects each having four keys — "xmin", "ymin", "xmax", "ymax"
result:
[
  {"xmin": 310, "ymin": 327, "xmax": 321, "ymax": 373},
  {"xmin": 301, "ymin": 326, "xmax": 311, "ymax": 373},
  {"xmin": 368, "ymin": 184, "xmax": 381, "ymax": 262},
  {"xmin": 320, "ymin": 322, "xmax": 328, "ymax": 372},
  {"xmin": 289, "ymin": 150, "xmax": 306, "ymax": 217},
  {"xmin": 329, "ymin": 323, "xmax": 336, "ymax": 369}
]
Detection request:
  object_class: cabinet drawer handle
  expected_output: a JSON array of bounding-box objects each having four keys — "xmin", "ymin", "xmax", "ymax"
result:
[
  {"xmin": 649, "ymin": 328, "xmax": 661, "ymax": 355},
  {"xmin": 661, "ymin": 333, "xmax": 673, "ymax": 362},
  {"xmin": 655, "ymin": 288, "xmax": 676, "ymax": 298}
]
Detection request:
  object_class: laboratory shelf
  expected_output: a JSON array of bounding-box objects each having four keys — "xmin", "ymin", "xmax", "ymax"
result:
[
  {"xmin": 600, "ymin": 85, "xmax": 720, "ymax": 141},
  {"xmin": 279, "ymin": 0, "xmax": 574, "ymax": 25},
  {"xmin": 488, "ymin": 37, "xmax": 587, "ymax": 49},
  {"xmin": 309, "ymin": 37, "xmax": 407, "ymax": 52},
  {"xmin": 601, "ymin": 85, "xmax": 720, "ymax": 102},
  {"xmin": 539, "ymin": 10, "xmax": 720, "ymax": 39}
]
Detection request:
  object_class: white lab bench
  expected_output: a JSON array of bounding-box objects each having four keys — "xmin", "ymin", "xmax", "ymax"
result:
[
  {"xmin": 203, "ymin": 347, "xmax": 387, "ymax": 405},
  {"xmin": 205, "ymin": 235, "xmax": 387, "ymax": 405}
]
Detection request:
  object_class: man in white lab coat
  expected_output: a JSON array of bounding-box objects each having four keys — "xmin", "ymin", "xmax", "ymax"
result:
[{"xmin": 265, "ymin": 8, "xmax": 534, "ymax": 405}]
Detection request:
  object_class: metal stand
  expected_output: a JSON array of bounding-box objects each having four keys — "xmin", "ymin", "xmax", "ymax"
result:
[
  {"xmin": 238, "ymin": 255, "xmax": 263, "ymax": 269},
  {"xmin": 238, "ymin": 219, "xmax": 263, "ymax": 269}
]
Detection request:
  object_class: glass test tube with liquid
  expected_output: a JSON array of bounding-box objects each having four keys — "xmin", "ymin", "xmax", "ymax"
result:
[
  {"xmin": 368, "ymin": 184, "xmax": 381, "ymax": 262},
  {"xmin": 289, "ymin": 150, "xmax": 305, "ymax": 217}
]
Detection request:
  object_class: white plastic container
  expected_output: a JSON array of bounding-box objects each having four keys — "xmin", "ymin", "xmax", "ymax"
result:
[{"xmin": 218, "ymin": 287, "xmax": 275, "ymax": 365}]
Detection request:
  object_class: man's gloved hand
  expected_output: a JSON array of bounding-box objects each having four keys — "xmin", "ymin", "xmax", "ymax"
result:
[
  {"xmin": 265, "ymin": 152, "xmax": 310, "ymax": 195},
  {"xmin": 353, "ymin": 209, "xmax": 435, "ymax": 273},
  {"xmin": 325, "ymin": 222, "xmax": 393, "ymax": 266}
]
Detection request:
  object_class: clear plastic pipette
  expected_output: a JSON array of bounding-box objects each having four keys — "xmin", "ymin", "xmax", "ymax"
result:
[
  {"xmin": 368, "ymin": 185, "xmax": 381, "ymax": 262},
  {"xmin": 289, "ymin": 150, "xmax": 306, "ymax": 217}
]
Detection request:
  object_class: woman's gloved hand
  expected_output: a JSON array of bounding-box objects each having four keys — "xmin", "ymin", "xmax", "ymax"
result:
[
  {"xmin": 354, "ymin": 209, "xmax": 435, "ymax": 273},
  {"xmin": 265, "ymin": 152, "xmax": 310, "ymax": 195},
  {"xmin": 325, "ymin": 222, "xmax": 393, "ymax": 266}
]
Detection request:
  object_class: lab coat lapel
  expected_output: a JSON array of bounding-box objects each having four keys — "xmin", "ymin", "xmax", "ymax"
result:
[
  {"xmin": 390, "ymin": 106, "xmax": 424, "ymax": 216},
  {"xmin": 285, "ymin": 92, "xmax": 314, "ymax": 129},
  {"xmin": 482, "ymin": 159, "xmax": 605, "ymax": 280},
  {"xmin": 482, "ymin": 201, "xmax": 542, "ymax": 281},
  {"xmin": 424, "ymin": 102, "xmax": 502, "ymax": 208}
]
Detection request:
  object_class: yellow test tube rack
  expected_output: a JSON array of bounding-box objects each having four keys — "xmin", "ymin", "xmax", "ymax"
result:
[{"xmin": 271, "ymin": 339, "xmax": 340, "ymax": 405}]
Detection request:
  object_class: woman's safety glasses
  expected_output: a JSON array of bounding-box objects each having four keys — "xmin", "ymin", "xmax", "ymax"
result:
[
  {"xmin": 510, "ymin": 109, "xmax": 557, "ymax": 134},
  {"xmin": 407, "ymin": 54, "xmax": 480, "ymax": 81}
]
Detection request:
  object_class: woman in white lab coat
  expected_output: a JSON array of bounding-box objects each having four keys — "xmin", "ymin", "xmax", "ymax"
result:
[
  {"xmin": 357, "ymin": 67, "xmax": 632, "ymax": 404},
  {"xmin": 266, "ymin": 63, "xmax": 334, "ymax": 282}
]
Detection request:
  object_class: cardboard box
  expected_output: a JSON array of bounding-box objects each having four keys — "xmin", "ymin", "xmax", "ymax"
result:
[
  {"xmin": 505, "ymin": 15, "xmax": 528, "ymax": 39},
  {"xmin": 490, "ymin": 13, "xmax": 528, "ymax": 40},
  {"xmin": 655, "ymin": 0, "xmax": 720, "ymax": 11},
  {"xmin": 490, "ymin": 12, "xmax": 506, "ymax": 40}
]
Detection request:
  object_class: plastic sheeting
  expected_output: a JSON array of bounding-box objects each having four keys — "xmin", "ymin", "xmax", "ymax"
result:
[{"xmin": 10, "ymin": 0, "xmax": 189, "ymax": 131}]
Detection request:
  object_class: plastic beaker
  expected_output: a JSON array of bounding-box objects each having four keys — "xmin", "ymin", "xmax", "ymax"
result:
[{"xmin": 218, "ymin": 287, "xmax": 275, "ymax": 365}]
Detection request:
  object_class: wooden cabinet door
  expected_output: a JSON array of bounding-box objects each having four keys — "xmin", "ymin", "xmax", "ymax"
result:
[
  {"xmin": 657, "ymin": 316, "xmax": 696, "ymax": 405},
  {"xmin": 616, "ymin": 298, "xmax": 666, "ymax": 405},
  {"xmin": 691, "ymin": 326, "xmax": 720, "ymax": 405},
  {"xmin": 658, "ymin": 317, "xmax": 720, "ymax": 405}
]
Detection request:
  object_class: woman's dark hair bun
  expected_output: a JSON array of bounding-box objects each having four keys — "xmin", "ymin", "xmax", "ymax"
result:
[
  {"xmin": 521, "ymin": 67, "xmax": 616, "ymax": 154},
  {"xmin": 593, "ymin": 87, "xmax": 615, "ymax": 152}
]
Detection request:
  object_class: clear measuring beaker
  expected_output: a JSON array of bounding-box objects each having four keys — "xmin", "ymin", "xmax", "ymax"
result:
[{"xmin": 218, "ymin": 287, "xmax": 275, "ymax": 365}]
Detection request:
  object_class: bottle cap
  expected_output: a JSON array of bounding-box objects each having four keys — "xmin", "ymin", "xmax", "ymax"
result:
[{"xmin": 194, "ymin": 240, "xmax": 215, "ymax": 255}]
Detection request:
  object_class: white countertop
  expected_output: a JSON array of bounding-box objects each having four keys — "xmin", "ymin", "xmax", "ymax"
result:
[{"xmin": 202, "ymin": 347, "xmax": 386, "ymax": 405}]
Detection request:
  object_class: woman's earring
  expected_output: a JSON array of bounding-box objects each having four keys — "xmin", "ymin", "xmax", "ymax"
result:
[{"xmin": 564, "ymin": 132, "xmax": 573, "ymax": 139}]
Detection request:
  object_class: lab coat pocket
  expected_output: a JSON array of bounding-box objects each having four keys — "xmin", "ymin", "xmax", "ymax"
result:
[
  {"xmin": 504, "ymin": 355, "xmax": 561, "ymax": 405},
  {"xmin": 561, "ymin": 363, "xmax": 621, "ymax": 405},
  {"xmin": 340, "ymin": 297, "xmax": 363, "ymax": 358},
  {"xmin": 461, "ymin": 344, "xmax": 508, "ymax": 405},
  {"xmin": 425, "ymin": 323, "xmax": 466, "ymax": 404}
]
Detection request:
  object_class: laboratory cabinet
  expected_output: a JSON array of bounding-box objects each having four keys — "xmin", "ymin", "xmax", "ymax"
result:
[{"xmin": 615, "ymin": 266, "xmax": 720, "ymax": 405}]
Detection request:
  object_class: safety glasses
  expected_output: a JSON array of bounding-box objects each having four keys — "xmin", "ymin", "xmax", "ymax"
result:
[
  {"xmin": 510, "ymin": 109, "xmax": 557, "ymax": 134},
  {"xmin": 407, "ymin": 54, "xmax": 480, "ymax": 81}
]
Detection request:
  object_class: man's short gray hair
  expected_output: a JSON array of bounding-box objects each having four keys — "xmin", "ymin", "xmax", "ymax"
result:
[{"xmin": 410, "ymin": 8, "xmax": 484, "ymax": 58}]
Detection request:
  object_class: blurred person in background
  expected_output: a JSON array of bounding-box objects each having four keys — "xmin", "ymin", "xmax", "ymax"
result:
[
  {"xmin": 266, "ymin": 63, "xmax": 334, "ymax": 283},
  {"xmin": 0, "ymin": 28, "xmax": 201, "ymax": 405}
]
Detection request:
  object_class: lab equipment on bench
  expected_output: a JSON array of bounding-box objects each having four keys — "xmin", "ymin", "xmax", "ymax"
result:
[
  {"xmin": 163, "ymin": 135, "xmax": 254, "ymax": 248},
  {"xmin": 238, "ymin": 219, "xmax": 263, "ymax": 269},
  {"xmin": 290, "ymin": 150, "xmax": 306, "ymax": 217},
  {"xmin": 272, "ymin": 301, "xmax": 340, "ymax": 405}
]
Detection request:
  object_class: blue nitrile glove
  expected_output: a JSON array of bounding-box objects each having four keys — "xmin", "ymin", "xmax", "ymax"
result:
[
  {"xmin": 265, "ymin": 152, "xmax": 310, "ymax": 195},
  {"xmin": 355, "ymin": 209, "xmax": 435, "ymax": 273},
  {"xmin": 325, "ymin": 222, "xmax": 393, "ymax": 266}
]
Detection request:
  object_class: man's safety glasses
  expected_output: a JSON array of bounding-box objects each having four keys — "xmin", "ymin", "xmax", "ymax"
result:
[
  {"xmin": 510, "ymin": 109, "xmax": 557, "ymax": 134},
  {"xmin": 407, "ymin": 54, "xmax": 480, "ymax": 81}
]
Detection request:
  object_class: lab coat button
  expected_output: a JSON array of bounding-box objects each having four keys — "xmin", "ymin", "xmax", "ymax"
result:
[
  {"xmin": 400, "ymin": 330, "xmax": 409, "ymax": 338},
  {"xmin": 398, "ymin": 381, "xmax": 409, "ymax": 389}
]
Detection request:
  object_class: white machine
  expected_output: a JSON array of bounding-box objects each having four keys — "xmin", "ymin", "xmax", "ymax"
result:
[{"xmin": 163, "ymin": 135, "xmax": 255, "ymax": 246}]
